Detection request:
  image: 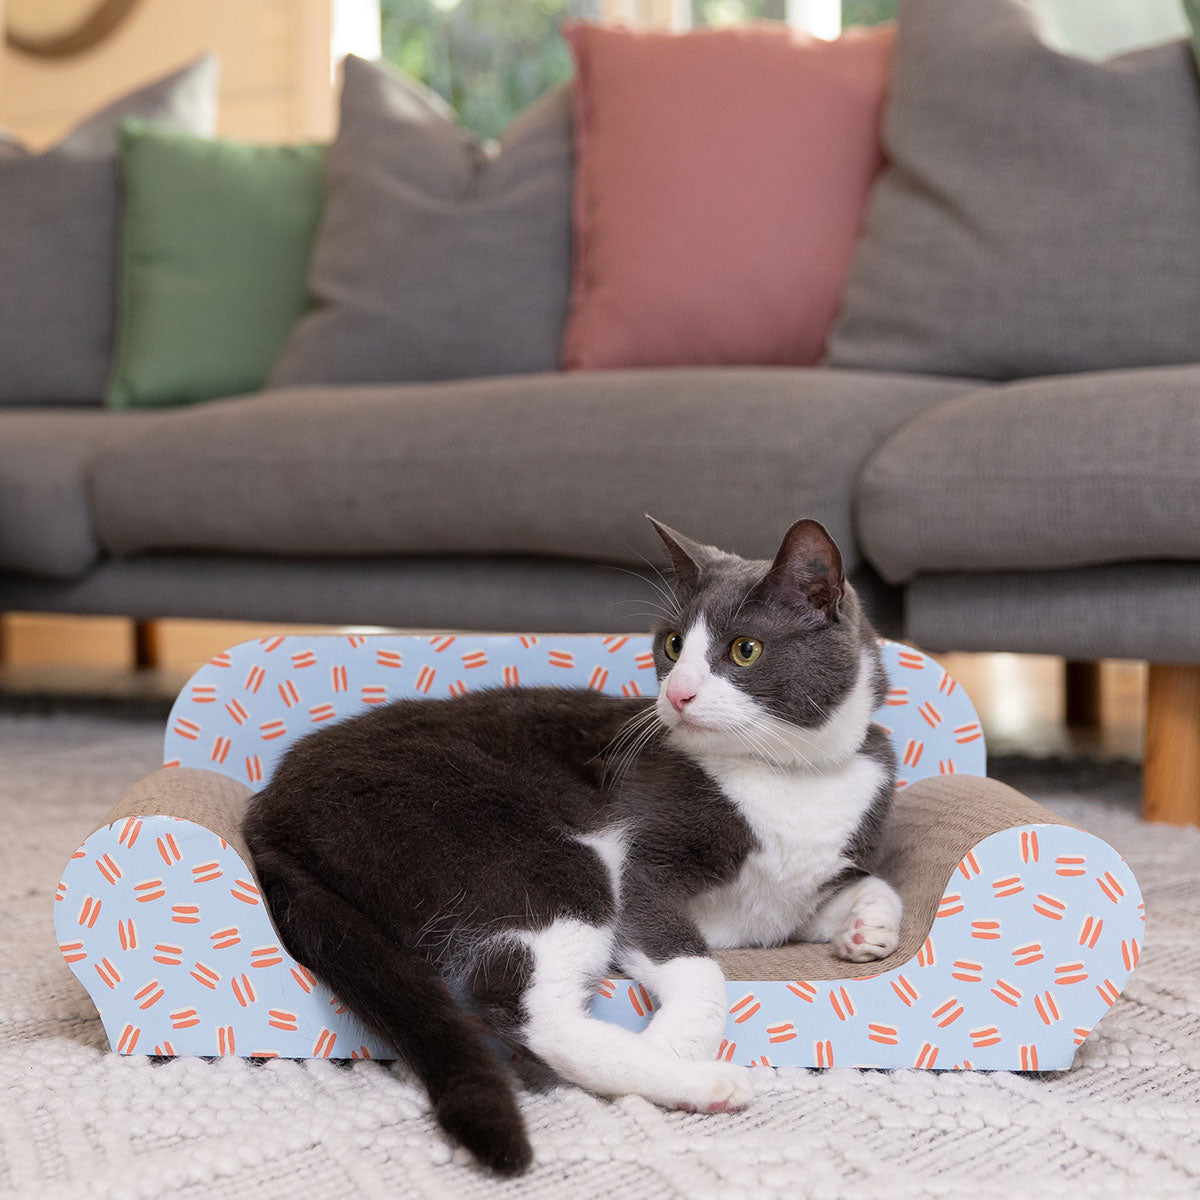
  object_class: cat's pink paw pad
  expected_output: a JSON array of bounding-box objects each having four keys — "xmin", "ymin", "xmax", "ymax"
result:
[{"xmin": 834, "ymin": 913, "xmax": 901, "ymax": 962}]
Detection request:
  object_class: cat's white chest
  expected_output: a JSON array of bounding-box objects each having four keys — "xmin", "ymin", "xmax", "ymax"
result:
[{"xmin": 689, "ymin": 754, "xmax": 885, "ymax": 950}]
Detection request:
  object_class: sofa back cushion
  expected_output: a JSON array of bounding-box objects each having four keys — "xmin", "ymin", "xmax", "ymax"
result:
[
  {"xmin": 562, "ymin": 22, "xmax": 894, "ymax": 371},
  {"xmin": 826, "ymin": 0, "xmax": 1200, "ymax": 380},
  {"xmin": 269, "ymin": 56, "xmax": 572, "ymax": 387},
  {"xmin": 0, "ymin": 57, "xmax": 219, "ymax": 404}
]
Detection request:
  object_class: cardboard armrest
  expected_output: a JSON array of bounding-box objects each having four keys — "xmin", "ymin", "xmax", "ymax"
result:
[
  {"xmin": 714, "ymin": 773, "xmax": 1073, "ymax": 982},
  {"xmin": 96, "ymin": 767, "xmax": 256, "ymax": 872}
]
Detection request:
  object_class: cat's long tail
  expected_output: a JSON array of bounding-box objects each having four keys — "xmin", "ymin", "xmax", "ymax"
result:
[{"xmin": 250, "ymin": 845, "xmax": 533, "ymax": 1175}]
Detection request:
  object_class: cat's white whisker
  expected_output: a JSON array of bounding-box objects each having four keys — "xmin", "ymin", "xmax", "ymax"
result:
[
  {"xmin": 606, "ymin": 719, "xmax": 663, "ymax": 795},
  {"xmin": 602, "ymin": 707, "xmax": 655, "ymax": 755},
  {"xmin": 627, "ymin": 546, "xmax": 684, "ymax": 617},
  {"xmin": 601, "ymin": 719, "xmax": 650, "ymax": 784},
  {"xmin": 618, "ymin": 721, "xmax": 665, "ymax": 780},
  {"xmin": 601, "ymin": 707, "xmax": 661, "ymax": 784},
  {"xmin": 601, "ymin": 562, "xmax": 682, "ymax": 620},
  {"xmin": 726, "ymin": 725, "xmax": 785, "ymax": 776},
  {"xmin": 608, "ymin": 601, "xmax": 678, "ymax": 627},
  {"xmin": 609, "ymin": 595, "xmax": 674, "ymax": 613},
  {"xmin": 723, "ymin": 718, "xmax": 775, "ymax": 769},
  {"xmin": 739, "ymin": 711, "xmax": 816, "ymax": 772},
  {"xmin": 731, "ymin": 722, "xmax": 791, "ymax": 777}
]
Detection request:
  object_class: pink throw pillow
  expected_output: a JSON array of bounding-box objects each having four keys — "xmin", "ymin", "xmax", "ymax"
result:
[{"xmin": 563, "ymin": 22, "xmax": 894, "ymax": 369}]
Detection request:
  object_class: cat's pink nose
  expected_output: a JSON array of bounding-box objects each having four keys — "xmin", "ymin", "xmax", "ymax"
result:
[{"xmin": 667, "ymin": 686, "xmax": 695, "ymax": 713}]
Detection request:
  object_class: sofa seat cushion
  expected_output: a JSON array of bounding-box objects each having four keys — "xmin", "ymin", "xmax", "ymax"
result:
[
  {"xmin": 858, "ymin": 365, "xmax": 1200, "ymax": 585},
  {"xmin": 903, "ymin": 564, "xmax": 1200, "ymax": 665},
  {"xmin": 89, "ymin": 369, "xmax": 973, "ymax": 573},
  {"xmin": 0, "ymin": 409, "xmax": 159, "ymax": 579}
]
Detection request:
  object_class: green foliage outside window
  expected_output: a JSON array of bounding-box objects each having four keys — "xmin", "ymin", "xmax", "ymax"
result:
[
  {"xmin": 842, "ymin": 0, "xmax": 899, "ymax": 26},
  {"xmin": 692, "ymin": 1, "xmax": 786, "ymax": 24},
  {"xmin": 380, "ymin": 0, "xmax": 898, "ymax": 140}
]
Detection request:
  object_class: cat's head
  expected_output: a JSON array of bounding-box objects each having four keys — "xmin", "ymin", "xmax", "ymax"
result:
[{"xmin": 646, "ymin": 517, "xmax": 886, "ymax": 769}]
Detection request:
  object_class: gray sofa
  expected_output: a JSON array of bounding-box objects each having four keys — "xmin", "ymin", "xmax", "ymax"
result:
[
  {"xmin": 3, "ymin": 364, "xmax": 1196, "ymax": 668},
  {"xmin": 1, "ymin": 361, "xmax": 1197, "ymax": 820}
]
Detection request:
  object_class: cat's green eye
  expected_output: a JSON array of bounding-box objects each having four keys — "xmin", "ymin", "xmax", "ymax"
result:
[
  {"xmin": 664, "ymin": 632, "xmax": 684, "ymax": 661},
  {"xmin": 730, "ymin": 637, "xmax": 763, "ymax": 667}
]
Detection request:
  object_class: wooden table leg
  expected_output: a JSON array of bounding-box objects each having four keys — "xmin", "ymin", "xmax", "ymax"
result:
[{"xmin": 1144, "ymin": 662, "xmax": 1200, "ymax": 826}]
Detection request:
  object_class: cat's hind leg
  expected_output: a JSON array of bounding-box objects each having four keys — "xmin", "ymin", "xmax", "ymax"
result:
[
  {"xmin": 802, "ymin": 874, "xmax": 902, "ymax": 963},
  {"xmin": 473, "ymin": 919, "xmax": 754, "ymax": 1113}
]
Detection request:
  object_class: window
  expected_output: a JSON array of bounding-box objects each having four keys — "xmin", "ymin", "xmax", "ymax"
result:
[
  {"xmin": 692, "ymin": 2, "xmax": 897, "ymax": 33},
  {"xmin": 841, "ymin": 1, "xmax": 898, "ymax": 26},
  {"xmin": 380, "ymin": 0, "xmax": 599, "ymax": 140},
  {"xmin": 692, "ymin": 1, "xmax": 786, "ymax": 26}
]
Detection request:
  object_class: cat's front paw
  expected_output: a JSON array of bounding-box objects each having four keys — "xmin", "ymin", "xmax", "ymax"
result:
[
  {"xmin": 833, "ymin": 915, "xmax": 900, "ymax": 962},
  {"xmin": 832, "ymin": 878, "xmax": 903, "ymax": 963}
]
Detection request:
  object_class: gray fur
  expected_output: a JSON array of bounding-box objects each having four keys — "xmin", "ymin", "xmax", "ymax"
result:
[{"xmin": 649, "ymin": 516, "xmax": 889, "ymax": 736}]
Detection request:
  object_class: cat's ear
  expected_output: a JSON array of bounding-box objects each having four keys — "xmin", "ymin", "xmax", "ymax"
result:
[
  {"xmin": 757, "ymin": 519, "xmax": 845, "ymax": 620},
  {"xmin": 646, "ymin": 516, "xmax": 707, "ymax": 592}
]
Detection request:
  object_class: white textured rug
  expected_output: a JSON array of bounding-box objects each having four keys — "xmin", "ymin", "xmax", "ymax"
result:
[{"xmin": 4, "ymin": 713, "xmax": 1200, "ymax": 1199}]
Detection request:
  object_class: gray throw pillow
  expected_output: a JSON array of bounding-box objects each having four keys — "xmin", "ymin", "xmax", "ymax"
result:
[
  {"xmin": 269, "ymin": 56, "xmax": 571, "ymax": 387},
  {"xmin": 0, "ymin": 56, "xmax": 218, "ymax": 404},
  {"xmin": 826, "ymin": 0, "xmax": 1200, "ymax": 380}
]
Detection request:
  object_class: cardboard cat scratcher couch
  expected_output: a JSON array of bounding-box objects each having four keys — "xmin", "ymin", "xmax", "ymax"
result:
[{"xmin": 56, "ymin": 635, "xmax": 1144, "ymax": 1072}]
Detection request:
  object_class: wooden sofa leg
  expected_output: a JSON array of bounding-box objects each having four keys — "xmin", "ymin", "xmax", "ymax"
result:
[
  {"xmin": 1065, "ymin": 660, "xmax": 1103, "ymax": 728},
  {"xmin": 133, "ymin": 620, "xmax": 161, "ymax": 670},
  {"xmin": 1144, "ymin": 663, "xmax": 1200, "ymax": 826}
]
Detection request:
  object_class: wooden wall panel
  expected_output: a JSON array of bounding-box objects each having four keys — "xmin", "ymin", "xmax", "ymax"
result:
[{"xmin": 0, "ymin": 0, "xmax": 378, "ymax": 145}]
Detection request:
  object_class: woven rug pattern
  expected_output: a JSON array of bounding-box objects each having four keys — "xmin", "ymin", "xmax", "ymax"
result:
[{"xmin": 2, "ymin": 713, "xmax": 1200, "ymax": 1199}]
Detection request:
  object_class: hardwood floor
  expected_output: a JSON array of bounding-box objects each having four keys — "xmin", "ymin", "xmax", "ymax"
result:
[{"xmin": 0, "ymin": 613, "xmax": 1147, "ymax": 764}]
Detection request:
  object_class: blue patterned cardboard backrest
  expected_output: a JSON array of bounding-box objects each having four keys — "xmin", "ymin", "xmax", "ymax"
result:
[{"xmin": 163, "ymin": 635, "xmax": 986, "ymax": 790}]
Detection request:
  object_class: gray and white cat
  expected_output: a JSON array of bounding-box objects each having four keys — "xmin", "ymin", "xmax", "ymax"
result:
[{"xmin": 243, "ymin": 517, "xmax": 901, "ymax": 1175}]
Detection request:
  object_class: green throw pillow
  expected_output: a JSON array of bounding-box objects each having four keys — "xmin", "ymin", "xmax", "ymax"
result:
[{"xmin": 107, "ymin": 121, "xmax": 325, "ymax": 408}]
